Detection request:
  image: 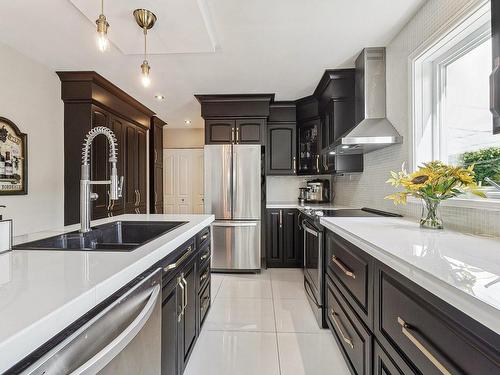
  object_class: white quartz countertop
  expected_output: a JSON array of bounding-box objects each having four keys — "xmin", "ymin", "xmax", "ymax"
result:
[
  {"xmin": 320, "ymin": 216, "xmax": 500, "ymax": 335},
  {"xmin": 0, "ymin": 214, "xmax": 214, "ymax": 373}
]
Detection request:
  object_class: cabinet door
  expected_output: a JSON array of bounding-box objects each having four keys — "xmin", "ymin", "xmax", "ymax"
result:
[
  {"xmin": 91, "ymin": 108, "xmax": 109, "ymax": 220},
  {"xmin": 125, "ymin": 125, "xmax": 138, "ymax": 213},
  {"xmin": 162, "ymin": 276, "xmax": 181, "ymax": 375},
  {"xmin": 137, "ymin": 128, "xmax": 147, "ymax": 209},
  {"xmin": 109, "ymin": 115, "xmax": 125, "ymax": 215},
  {"xmin": 265, "ymin": 209, "xmax": 283, "ymax": 267},
  {"xmin": 179, "ymin": 257, "xmax": 197, "ymax": 372},
  {"xmin": 153, "ymin": 165, "xmax": 164, "ymax": 213},
  {"xmin": 282, "ymin": 209, "xmax": 301, "ymax": 267},
  {"xmin": 236, "ymin": 119, "xmax": 264, "ymax": 144},
  {"xmin": 297, "ymin": 119, "xmax": 321, "ymax": 175},
  {"xmin": 153, "ymin": 123, "xmax": 163, "ymax": 165},
  {"xmin": 267, "ymin": 123, "xmax": 296, "ymax": 175},
  {"xmin": 205, "ymin": 119, "xmax": 235, "ymax": 144},
  {"xmin": 332, "ymin": 99, "xmax": 355, "ymax": 143}
]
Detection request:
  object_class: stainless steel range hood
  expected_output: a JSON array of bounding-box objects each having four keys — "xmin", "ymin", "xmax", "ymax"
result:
[{"xmin": 333, "ymin": 47, "xmax": 402, "ymax": 155}]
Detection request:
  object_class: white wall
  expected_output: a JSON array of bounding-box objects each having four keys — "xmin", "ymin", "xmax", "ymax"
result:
[
  {"xmin": 0, "ymin": 42, "xmax": 64, "ymax": 236},
  {"xmin": 164, "ymin": 128, "xmax": 204, "ymax": 149},
  {"xmin": 333, "ymin": 0, "xmax": 500, "ymax": 237}
]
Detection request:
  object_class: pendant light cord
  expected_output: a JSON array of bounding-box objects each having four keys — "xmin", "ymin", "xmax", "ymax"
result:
[
  {"xmin": 101, "ymin": 0, "xmax": 104, "ymax": 15},
  {"xmin": 143, "ymin": 28, "xmax": 147, "ymax": 61}
]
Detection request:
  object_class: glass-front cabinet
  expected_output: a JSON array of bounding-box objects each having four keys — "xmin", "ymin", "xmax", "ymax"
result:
[{"xmin": 298, "ymin": 118, "xmax": 321, "ymax": 174}]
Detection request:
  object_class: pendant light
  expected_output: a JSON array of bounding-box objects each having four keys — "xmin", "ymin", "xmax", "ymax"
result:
[
  {"xmin": 133, "ymin": 9, "xmax": 157, "ymax": 87},
  {"xmin": 95, "ymin": 0, "xmax": 110, "ymax": 52}
]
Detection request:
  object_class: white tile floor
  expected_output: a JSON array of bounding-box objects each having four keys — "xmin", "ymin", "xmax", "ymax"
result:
[{"xmin": 184, "ymin": 269, "xmax": 351, "ymax": 375}]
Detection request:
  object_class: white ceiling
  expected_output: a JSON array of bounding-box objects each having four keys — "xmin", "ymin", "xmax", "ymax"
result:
[{"xmin": 0, "ymin": 0, "xmax": 425, "ymax": 128}]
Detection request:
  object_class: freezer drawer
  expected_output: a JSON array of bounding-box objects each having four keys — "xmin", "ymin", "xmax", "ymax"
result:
[{"xmin": 211, "ymin": 221, "xmax": 261, "ymax": 271}]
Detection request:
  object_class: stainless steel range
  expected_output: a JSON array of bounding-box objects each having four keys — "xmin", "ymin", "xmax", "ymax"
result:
[{"xmin": 300, "ymin": 207, "xmax": 401, "ymax": 327}]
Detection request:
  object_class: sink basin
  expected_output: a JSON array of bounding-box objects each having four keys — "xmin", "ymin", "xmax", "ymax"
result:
[{"xmin": 13, "ymin": 221, "xmax": 187, "ymax": 252}]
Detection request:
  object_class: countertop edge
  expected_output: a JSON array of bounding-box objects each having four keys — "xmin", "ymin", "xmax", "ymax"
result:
[{"xmin": 319, "ymin": 218, "xmax": 500, "ymax": 336}]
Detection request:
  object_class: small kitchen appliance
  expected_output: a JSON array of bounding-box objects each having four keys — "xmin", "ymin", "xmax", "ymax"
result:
[
  {"xmin": 305, "ymin": 179, "xmax": 330, "ymax": 203},
  {"xmin": 298, "ymin": 187, "xmax": 309, "ymax": 206}
]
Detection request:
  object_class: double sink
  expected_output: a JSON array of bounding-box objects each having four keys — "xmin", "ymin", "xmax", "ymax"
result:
[{"xmin": 13, "ymin": 221, "xmax": 187, "ymax": 252}]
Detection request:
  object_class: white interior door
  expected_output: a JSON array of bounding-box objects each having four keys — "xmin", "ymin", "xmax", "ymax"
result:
[{"xmin": 163, "ymin": 149, "xmax": 204, "ymax": 214}]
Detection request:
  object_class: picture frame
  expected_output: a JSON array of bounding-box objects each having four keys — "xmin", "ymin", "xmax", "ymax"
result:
[{"xmin": 0, "ymin": 117, "xmax": 27, "ymax": 195}]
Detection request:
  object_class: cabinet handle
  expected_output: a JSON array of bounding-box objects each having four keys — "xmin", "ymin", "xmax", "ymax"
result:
[
  {"xmin": 182, "ymin": 275, "xmax": 188, "ymax": 311},
  {"xmin": 236, "ymin": 127, "xmax": 240, "ymax": 143},
  {"xmin": 491, "ymin": 57, "xmax": 500, "ymax": 117},
  {"xmin": 316, "ymin": 155, "xmax": 320, "ymax": 172},
  {"xmin": 231, "ymin": 127, "xmax": 235, "ymax": 143},
  {"xmin": 200, "ymin": 269, "xmax": 209, "ymax": 283},
  {"xmin": 330, "ymin": 308, "xmax": 354, "ymax": 349},
  {"xmin": 398, "ymin": 317, "xmax": 452, "ymax": 375},
  {"xmin": 154, "ymin": 192, "xmax": 157, "ymax": 205},
  {"xmin": 164, "ymin": 246, "xmax": 193, "ymax": 272},
  {"xmin": 201, "ymin": 296, "xmax": 210, "ymax": 311},
  {"xmin": 201, "ymin": 233, "xmax": 209, "ymax": 241},
  {"xmin": 134, "ymin": 190, "xmax": 138, "ymax": 206},
  {"xmin": 331, "ymin": 256, "xmax": 356, "ymax": 279},
  {"xmin": 154, "ymin": 149, "xmax": 158, "ymax": 163},
  {"xmin": 200, "ymin": 251, "xmax": 210, "ymax": 261},
  {"xmin": 279, "ymin": 210, "xmax": 283, "ymax": 228},
  {"xmin": 293, "ymin": 156, "xmax": 296, "ymax": 174},
  {"xmin": 177, "ymin": 276, "xmax": 185, "ymax": 322},
  {"xmin": 137, "ymin": 190, "xmax": 141, "ymax": 205}
]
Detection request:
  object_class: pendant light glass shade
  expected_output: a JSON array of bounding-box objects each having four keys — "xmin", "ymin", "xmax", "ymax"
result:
[
  {"xmin": 141, "ymin": 60, "xmax": 151, "ymax": 87},
  {"xmin": 95, "ymin": 1, "xmax": 109, "ymax": 52}
]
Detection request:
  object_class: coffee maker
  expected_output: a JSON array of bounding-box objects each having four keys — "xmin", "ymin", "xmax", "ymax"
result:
[{"xmin": 305, "ymin": 179, "xmax": 330, "ymax": 203}]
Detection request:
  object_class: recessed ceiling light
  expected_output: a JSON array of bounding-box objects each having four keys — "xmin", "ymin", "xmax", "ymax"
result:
[
  {"xmin": 155, "ymin": 94, "xmax": 165, "ymax": 101},
  {"xmin": 329, "ymin": 151, "xmax": 336, "ymax": 155},
  {"xmin": 184, "ymin": 120, "xmax": 191, "ymax": 126},
  {"xmin": 341, "ymin": 145, "xmax": 350, "ymax": 149}
]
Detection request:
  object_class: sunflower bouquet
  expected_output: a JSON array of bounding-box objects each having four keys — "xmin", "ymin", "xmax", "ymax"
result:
[{"xmin": 385, "ymin": 161, "xmax": 485, "ymax": 229}]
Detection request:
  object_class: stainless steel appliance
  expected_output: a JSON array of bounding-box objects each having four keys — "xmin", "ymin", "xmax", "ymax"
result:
[
  {"xmin": 332, "ymin": 47, "xmax": 403, "ymax": 154},
  {"xmin": 305, "ymin": 179, "xmax": 330, "ymax": 203},
  {"xmin": 301, "ymin": 208, "xmax": 401, "ymax": 327},
  {"xmin": 20, "ymin": 269, "xmax": 162, "ymax": 374},
  {"xmin": 298, "ymin": 187, "xmax": 309, "ymax": 206},
  {"xmin": 204, "ymin": 144, "xmax": 261, "ymax": 272}
]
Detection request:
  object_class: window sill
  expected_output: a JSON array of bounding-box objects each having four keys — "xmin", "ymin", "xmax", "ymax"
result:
[{"xmin": 407, "ymin": 196, "xmax": 500, "ymax": 211}]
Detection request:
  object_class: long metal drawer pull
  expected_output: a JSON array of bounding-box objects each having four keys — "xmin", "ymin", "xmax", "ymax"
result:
[
  {"xmin": 164, "ymin": 246, "xmax": 192, "ymax": 272},
  {"xmin": 331, "ymin": 256, "xmax": 356, "ymax": 279},
  {"xmin": 177, "ymin": 276, "xmax": 185, "ymax": 322},
  {"xmin": 398, "ymin": 317, "xmax": 452, "ymax": 375},
  {"xmin": 74, "ymin": 284, "xmax": 161, "ymax": 374},
  {"xmin": 330, "ymin": 308, "xmax": 354, "ymax": 349},
  {"xmin": 182, "ymin": 276, "xmax": 188, "ymax": 311}
]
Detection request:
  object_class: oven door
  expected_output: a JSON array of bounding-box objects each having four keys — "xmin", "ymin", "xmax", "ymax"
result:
[{"xmin": 302, "ymin": 219, "xmax": 324, "ymax": 326}]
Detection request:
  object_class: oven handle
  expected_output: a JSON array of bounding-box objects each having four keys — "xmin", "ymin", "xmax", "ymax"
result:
[
  {"xmin": 302, "ymin": 220, "xmax": 319, "ymax": 237},
  {"xmin": 304, "ymin": 277, "xmax": 321, "ymax": 308}
]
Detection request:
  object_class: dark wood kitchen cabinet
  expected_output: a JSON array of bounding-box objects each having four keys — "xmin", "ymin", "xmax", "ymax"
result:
[
  {"xmin": 196, "ymin": 94, "xmax": 273, "ymax": 145},
  {"xmin": 125, "ymin": 125, "xmax": 147, "ymax": 214},
  {"xmin": 266, "ymin": 209, "xmax": 302, "ymax": 267},
  {"xmin": 323, "ymin": 228, "xmax": 500, "ymax": 375},
  {"xmin": 58, "ymin": 71, "xmax": 154, "ymax": 225},
  {"xmin": 266, "ymin": 123, "xmax": 296, "ymax": 175},
  {"xmin": 150, "ymin": 116, "xmax": 166, "ymax": 214},
  {"xmin": 160, "ymin": 229, "xmax": 211, "ymax": 375}
]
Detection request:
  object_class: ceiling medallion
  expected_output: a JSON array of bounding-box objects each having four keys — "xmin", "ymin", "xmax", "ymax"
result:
[{"xmin": 134, "ymin": 9, "xmax": 157, "ymax": 88}]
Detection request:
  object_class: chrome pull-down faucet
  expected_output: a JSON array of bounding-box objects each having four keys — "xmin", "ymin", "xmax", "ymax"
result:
[
  {"xmin": 485, "ymin": 177, "xmax": 500, "ymax": 191},
  {"xmin": 80, "ymin": 127, "xmax": 124, "ymax": 233}
]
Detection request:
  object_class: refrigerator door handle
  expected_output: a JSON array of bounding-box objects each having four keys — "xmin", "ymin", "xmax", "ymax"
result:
[{"xmin": 211, "ymin": 221, "xmax": 258, "ymax": 227}]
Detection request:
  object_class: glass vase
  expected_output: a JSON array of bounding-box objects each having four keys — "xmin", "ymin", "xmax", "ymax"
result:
[{"xmin": 420, "ymin": 197, "xmax": 443, "ymax": 229}]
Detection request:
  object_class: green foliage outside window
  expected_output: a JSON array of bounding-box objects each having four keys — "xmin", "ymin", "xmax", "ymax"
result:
[{"xmin": 459, "ymin": 147, "xmax": 500, "ymax": 185}]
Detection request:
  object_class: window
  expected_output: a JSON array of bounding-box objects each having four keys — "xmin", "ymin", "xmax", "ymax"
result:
[{"xmin": 412, "ymin": 1, "xmax": 500, "ymax": 199}]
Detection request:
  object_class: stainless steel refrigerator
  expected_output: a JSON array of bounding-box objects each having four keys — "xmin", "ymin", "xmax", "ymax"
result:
[{"xmin": 204, "ymin": 144, "xmax": 261, "ymax": 272}]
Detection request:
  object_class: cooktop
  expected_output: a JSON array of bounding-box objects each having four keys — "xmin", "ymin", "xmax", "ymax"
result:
[{"xmin": 301, "ymin": 207, "xmax": 402, "ymax": 219}]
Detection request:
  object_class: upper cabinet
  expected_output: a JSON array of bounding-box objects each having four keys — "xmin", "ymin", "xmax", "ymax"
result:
[
  {"xmin": 196, "ymin": 94, "xmax": 273, "ymax": 145},
  {"xmin": 267, "ymin": 102, "xmax": 297, "ymax": 175},
  {"xmin": 491, "ymin": 0, "xmax": 500, "ymax": 134},
  {"xmin": 57, "ymin": 71, "xmax": 154, "ymax": 225}
]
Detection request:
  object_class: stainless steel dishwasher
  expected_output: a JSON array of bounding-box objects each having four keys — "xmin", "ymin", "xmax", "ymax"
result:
[{"xmin": 21, "ymin": 268, "xmax": 162, "ymax": 375}]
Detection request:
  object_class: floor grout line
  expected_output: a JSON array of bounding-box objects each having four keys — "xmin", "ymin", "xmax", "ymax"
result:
[{"xmin": 269, "ymin": 270, "xmax": 283, "ymax": 375}]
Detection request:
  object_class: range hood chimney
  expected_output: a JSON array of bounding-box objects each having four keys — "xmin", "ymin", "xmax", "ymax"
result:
[{"xmin": 333, "ymin": 47, "xmax": 402, "ymax": 154}]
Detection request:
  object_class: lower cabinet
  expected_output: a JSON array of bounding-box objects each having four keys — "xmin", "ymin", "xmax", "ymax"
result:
[
  {"xmin": 161, "ymin": 228, "xmax": 211, "ymax": 375},
  {"xmin": 324, "ymin": 228, "xmax": 500, "ymax": 375},
  {"xmin": 266, "ymin": 209, "xmax": 302, "ymax": 267}
]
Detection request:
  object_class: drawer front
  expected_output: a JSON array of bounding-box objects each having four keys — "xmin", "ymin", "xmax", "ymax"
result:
[
  {"xmin": 199, "ymin": 262, "xmax": 210, "ymax": 291},
  {"xmin": 326, "ymin": 277, "xmax": 372, "ymax": 375},
  {"xmin": 374, "ymin": 340, "xmax": 414, "ymax": 375},
  {"xmin": 199, "ymin": 282, "xmax": 211, "ymax": 328},
  {"xmin": 376, "ymin": 265, "xmax": 500, "ymax": 375},
  {"xmin": 197, "ymin": 227, "xmax": 211, "ymax": 249},
  {"xmin": 326, "ymin": 231, "xmax": 372, "ymax": 325},
  {"xmin": 199, "ymin": 244, "xmax": 211, "ymax": 267}
]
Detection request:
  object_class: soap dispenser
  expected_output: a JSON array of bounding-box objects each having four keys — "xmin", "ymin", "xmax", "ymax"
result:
[{"xmin": 0, "ymin": 205, "xmax": 12, "ymax": 254}]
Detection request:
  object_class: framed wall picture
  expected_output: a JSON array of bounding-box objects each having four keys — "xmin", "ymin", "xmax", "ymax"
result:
[{"xmin": 0, "ymin": 117, "xmax": 27, "ymax": 195}]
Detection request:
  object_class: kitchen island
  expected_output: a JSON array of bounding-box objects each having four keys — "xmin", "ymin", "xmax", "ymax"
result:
[{"xmin": 0, "ymin": 214, "xmax": 214, "ymax": 373}]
